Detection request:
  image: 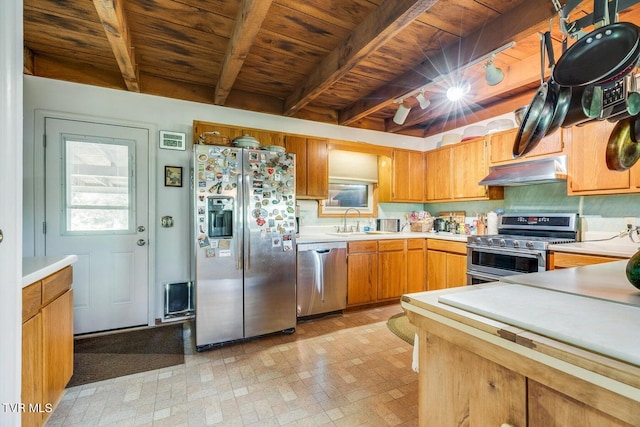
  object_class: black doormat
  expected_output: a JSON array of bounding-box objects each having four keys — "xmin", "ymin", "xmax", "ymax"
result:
[{"xmin": 67, "ymin": 323, "xmax": 185, "ymax": 387}]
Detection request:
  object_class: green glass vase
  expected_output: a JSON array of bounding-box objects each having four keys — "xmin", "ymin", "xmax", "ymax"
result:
[{"xmin": 625, "ymin": 250, "xmax": 640, "ymax": 289}]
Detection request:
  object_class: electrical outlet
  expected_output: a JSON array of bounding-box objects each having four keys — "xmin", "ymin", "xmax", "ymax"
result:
[{"xmin": 624, "ymin": 217, "xmax": 636, "ymax": 228}]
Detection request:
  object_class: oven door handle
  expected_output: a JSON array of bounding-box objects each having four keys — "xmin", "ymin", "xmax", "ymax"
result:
[
  {"xmin": 468, "ymin": 246, "xmax": 544, "ymax": 260},
  {"xmin": 466, "ymin": 271, "xmax": 503, "ymax": 281}
]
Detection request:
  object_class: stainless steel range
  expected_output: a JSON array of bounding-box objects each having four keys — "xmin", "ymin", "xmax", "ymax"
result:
[{"xmin": 466, "ymin": 213, "xmax": 579, "ymax": 285}]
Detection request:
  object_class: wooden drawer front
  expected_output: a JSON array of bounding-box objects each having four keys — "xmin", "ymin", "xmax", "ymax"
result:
[
  {"xmin": 553, "ymin": 252, "xmax": 623, "ymax": 268},
  {"xmin": 378, "ymin": 240, "xmax": 405, "ymax": 252},
  {"xmin": 407, "ymin": 239, "xmax": 426, "ymax": 250},
  {"xmin": 348, "ymin": 240, "xmax": 377, "ymax": 253},
  {"xmin": 427, "ymin": 239, "xmax": 467, "ymax": 254},
  {"xmin": 42, "ymin": 266, "xmax": 73, "ymax": 306},
  {"xmin": 22, "ymin": 281, "xmax": 42, "ymax": 322}
]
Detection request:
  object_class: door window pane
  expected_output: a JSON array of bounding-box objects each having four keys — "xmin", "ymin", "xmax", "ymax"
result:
[{"xmin": 63, "ymin": 136, "xmax": 134, "ymax": 233}]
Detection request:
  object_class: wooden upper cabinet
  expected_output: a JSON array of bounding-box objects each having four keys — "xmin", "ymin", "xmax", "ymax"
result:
[
  {"xmin": 490, "ymin": 128, "xmax": 564, "ymax": 165},
  {"xmin": 425, "ymin": 147, "xmax": 452, "ymax": 201},
  {"xmin": 192, "ymin": 120, "xmax": 283, "ymax": 146},
  {"xmin": 426, "ymin": 138, "xmax": 502, "ymax": 202},
  {"xmin": 567, "ymin": 120, "xmax": 630, "ymax": 194},
  {"xmin": 392, "ymin": 149, "xmax": 425, "ymax": 202},
  {"xmin": 284, "ymin": 135, "xmax": 328, "ymax": 199},
  {"xmin": 451, "ymin": 137, "xmax": 489, "ymax": 199},
  {"xmin": 192, "ymin": 121, "xmax": 242, "ymax": 143}
]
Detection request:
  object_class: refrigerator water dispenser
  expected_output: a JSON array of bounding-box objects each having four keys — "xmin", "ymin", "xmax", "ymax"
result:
[{"xmin": 208, "ymin": 197, "xmax": 233, "ymax": 238}]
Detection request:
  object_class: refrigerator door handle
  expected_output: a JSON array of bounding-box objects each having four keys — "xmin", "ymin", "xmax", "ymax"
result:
[
  {"xmin": 236, "ymin": 173, "xmax": 243, "ymax": 271},
  {"xmin": 244, "ymin": 173, "xmax": 251, "ymax": 271}
]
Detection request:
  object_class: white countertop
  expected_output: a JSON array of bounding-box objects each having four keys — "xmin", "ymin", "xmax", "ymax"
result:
[
  {"xmin": 549, "ymin": 240, "xmax": 639, "ymax": 258},
  {"xmin": 23, "ymin": 255, "xmax": 78, "ymax": 288},
  {"xmin": 500, "ymin": 260, "xmax": 640, "ymax": 307},
  {"xmin": 297, "ymin": 230, "xmax": 468, "ymax": 244}
]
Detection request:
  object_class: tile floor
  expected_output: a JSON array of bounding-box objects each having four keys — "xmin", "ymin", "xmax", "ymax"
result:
[{"xmin": 48, "ymin": 304, "xmax": 418, "ymax": 426}]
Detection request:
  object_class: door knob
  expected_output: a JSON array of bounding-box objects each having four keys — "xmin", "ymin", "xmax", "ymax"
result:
[
  {"xmin": 0, "ymin": 229, "xmax": 3, "ymax": 243},
  {"xmin": 137, "ymin": 239, "xmax": 146, "ymax": 246},
  {"xmin": 137, "ymin": 225, "xmax": 145, "ymax": 232}
]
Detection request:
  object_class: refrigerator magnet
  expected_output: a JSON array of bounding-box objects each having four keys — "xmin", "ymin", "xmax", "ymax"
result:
[
  {"xmin": 219, "ymin": 250, "xmax": 232, "ymax": 257},
  {"xmin": 283, "ymin": 238, "xmax": 293, "ymax": 252},
  {"xmin": 198, "ymin": 236, "xmax": 210, "ymax": 247},
  {"xmin": 272, "ymin": 237, "xmax": 281, "ymax": 248},
  {"xmin": 210, "ymin": 240, "xmax": 219, "ymax": 248},
  {"xmin": 205, "ymin": 248, "xmax": 216, "ymax": 258},
  {"xmin": 219, "ymin": 240, "xmax": 230, "ymax": 250}
]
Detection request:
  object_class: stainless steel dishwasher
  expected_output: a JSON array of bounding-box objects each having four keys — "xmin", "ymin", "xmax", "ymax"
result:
[{"xmin": 297, "ymin": 242, "xmax": 347, "ymax": 317}]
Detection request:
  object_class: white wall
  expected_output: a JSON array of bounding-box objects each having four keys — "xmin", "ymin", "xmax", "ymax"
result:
[
  {"xmin": 23, "ymin": 76, "xmax": 427, "ymax": 322},
  {"xmin": 1, "ymin": 1, "xmax": 22, "ymax": 425}
]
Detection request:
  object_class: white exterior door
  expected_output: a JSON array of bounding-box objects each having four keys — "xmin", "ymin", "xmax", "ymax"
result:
[{"xmin": 44, "ymin": 118, "xmax": 149, "ymax": 334}]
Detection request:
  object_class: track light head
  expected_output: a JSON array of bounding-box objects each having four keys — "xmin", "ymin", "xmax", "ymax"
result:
[
  {"xmin": 393, "ymin": 101, "xmax": 412, "ymax": 125},
  {"xmin": 484, "ymin": 59, "xmax": 504, "ymax": 86},
  {"xmin": 415, "ymin": 92, "xmax": 430, "ymax": 109}
]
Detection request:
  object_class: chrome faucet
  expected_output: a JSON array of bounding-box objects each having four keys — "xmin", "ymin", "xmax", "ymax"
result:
[{"xmin": 342, "ymin": 208, "xmax": 361, "ymax": 233}]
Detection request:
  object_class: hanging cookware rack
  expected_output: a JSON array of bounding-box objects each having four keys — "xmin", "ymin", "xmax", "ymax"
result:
[{"xmin": 512, "ymin": 31, "xmax": 564, "ymax": 157}]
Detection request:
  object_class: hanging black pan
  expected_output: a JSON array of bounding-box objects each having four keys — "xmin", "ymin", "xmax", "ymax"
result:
[
  {"xmin": 553, "ymin": 22, "xmax": 640, "ymax": 87},
  {"xmin": 513, "ymin": 32, "xmax": 561, "ymax": 157},
  {"xmin": 545, "ymin": 33, "xmax": 572, "ymax": 136}
]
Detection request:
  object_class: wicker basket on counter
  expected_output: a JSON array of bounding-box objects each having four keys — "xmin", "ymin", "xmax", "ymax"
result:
[
  {"xmin": 197, "ymin": 132, "xmax": 231, "ymax": 146},
  {"xmin": 410, "ymin": 218, "xmax": 433, "ymax": 232}
]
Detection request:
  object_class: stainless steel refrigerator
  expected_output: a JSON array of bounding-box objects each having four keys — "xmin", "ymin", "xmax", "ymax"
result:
[{"xmin": 192, "ymin": 144, "xmax": 297, "ymax": 350}]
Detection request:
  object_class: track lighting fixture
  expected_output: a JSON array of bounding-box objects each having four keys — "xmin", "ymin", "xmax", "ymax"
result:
[
  {"xmin": 484, "ymin": 56, "xmax": 504, "ymax": 86},
  {"xmin": 393, "ymin": 100, "xmax": 412, "ymax": 125},
  {"xmin": 415, "ymin": 91, "xmax": 431, "ymax": 109},
  {"xmin": 390, "ymin": 41, "xmax": 516, "ymax": 122}
]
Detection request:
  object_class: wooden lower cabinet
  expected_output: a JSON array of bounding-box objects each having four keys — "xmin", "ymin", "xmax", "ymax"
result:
[
  {"xmin": 42, "ymin": 289, "xmax": 74, "ymax": 408},
  {"xmin": 22, "ymin": 313, "xmax": 43, "ymax": 427},
  {"xmin": 347, "ymin": 241, "xmax": 378, "ymax": 305},
  {"xmin": 427, "ymin": 239, "xmax": 467, "ymax": 290},
  {"xmin": 347, "ymin": 238, "xmax": 427, "ymax": 307},
  {"xmin": 406, "ymin": 239, "xmax": 427, "ymax": 293},
  {"xmin": 378, "ymin": 240, "xmax": 406, "ymax": 300},
  {"xmin": 22, "ymin": 266, "xmax": 74, "ymax": 427}
]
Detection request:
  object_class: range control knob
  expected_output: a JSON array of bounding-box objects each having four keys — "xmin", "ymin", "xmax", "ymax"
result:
[
  {"xmin": 526, "ymin": 241, "xmax": 535, "ymax": 249},
  {"xmin": 499, "ymin": 239, "xmax": 506, "ymax": 247},
  {"xmin": 487, "ymin": 239, "xmax": 494, "ymax": 246},
  {"xmin": 513, "ymin": 240, "xmax": 520, "ymax": 248}
]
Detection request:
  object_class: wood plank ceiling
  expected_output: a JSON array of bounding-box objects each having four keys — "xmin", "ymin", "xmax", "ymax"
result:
[{"xmin": 22, "ymin": 0, "xmax": 640, "ymax": 138}]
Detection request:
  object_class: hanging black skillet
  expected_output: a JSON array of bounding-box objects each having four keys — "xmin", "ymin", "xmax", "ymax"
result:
[
  {"xmin": 513, "ymin": 32, "xmax": 561, "ymax": 157},
  {"xmin": 553, "ymin": 22, "xmax": 640, "ymax": 87},
  {"xmin": 545, "ymin": 33, "xmax": 572, "ymax": 136}
]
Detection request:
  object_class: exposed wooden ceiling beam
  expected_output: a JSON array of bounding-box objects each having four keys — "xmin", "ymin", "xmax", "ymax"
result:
[
  {"xmin": 23, "ymin": 46, "xmax": 34, "ymax": 75},
  {"xmin": 282, "ymin": 0, "xmax": 441, "ymax": 117},
  {"xmin": 339, "ymin": 0, "xmax": 558, "ymax": 126},
  {"xmin": 92, "ymin": 0, "xmax": 139, "ymax": 92},
  {"xmin": 214, "ymin": 0, "xmax": 274, "ymax": 105}
]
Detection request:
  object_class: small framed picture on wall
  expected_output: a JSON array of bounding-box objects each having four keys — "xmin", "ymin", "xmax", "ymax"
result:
[{"xmin": 165, "ymin": 166, "xmax": 183, "ymax": 187}]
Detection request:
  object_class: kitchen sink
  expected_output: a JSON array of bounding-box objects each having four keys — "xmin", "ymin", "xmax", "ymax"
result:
[{"xmin": 325, "ymin": 231, "xmax": 394, "ymax": 236}]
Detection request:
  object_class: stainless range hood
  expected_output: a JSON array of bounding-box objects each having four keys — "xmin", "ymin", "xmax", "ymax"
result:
[{"xmin": 478, "ymin": 155, "xmax": 568, "ymax": 186}]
